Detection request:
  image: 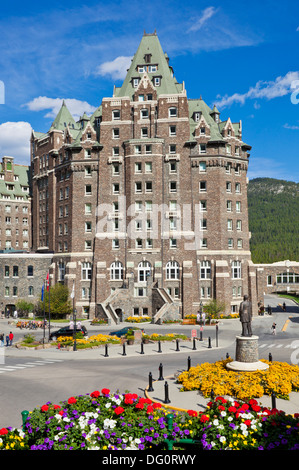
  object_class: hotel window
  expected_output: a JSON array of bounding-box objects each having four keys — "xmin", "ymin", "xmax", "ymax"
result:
[
  {"xmin": 170, "ymin": 238, "xmax": 177, "ymax": 248},
  {"xmin": 226, "ymin": 144, "xmax": 232, "ymax": 155},
  {"xmin": 225, "ymin": 163, "xmax": 231, "ymax": 173},
  {"xmin": 199, "ymin": 144, "xmax": 206, "ymax": 154},
  {"xmin": 113, "ymin": 201, "xmax": 119, "ymax": 212},
  {"xmin": 231, "ymin": 261, "xmax": 241, "ymax": 279},
  {"xmin": 113, "ymin": 218, "xmax": 119, "ymax": 232},
  {"xmin": 113, "ymin": 147, "xmax": 119, "ymax": 156},
  {"xmin": 200, "ymin": 261, "xmax": 211, "ymax": 279},
  {"xmin": 85, "ymin": 185, "xmax": 92, "ymax": 195},
  {"xmin": 169, "ymin": 181, "xmax": 177, "ymax": 193},
  {"xmin": 146, "ymin": 238, "xmax": 153, "ymax": 249},
  {"xmin": 194, "ymin": 112, "xmax": 201, "ymax": 122},
  {"xmin": 199, "ymin": 161, "xmax": 206, "ymax": 172},
  {"xmin": 227, "ymin": 219, "xmax": 233, "ymax": 231},
  {"xmin": 85, "ymin": 240, "xmax": 92, "ymax": 250},
  {"xmin": 201, "ymin": 238, "xmax": 207, "ymax": 248},
  {"xmin": 85, "ymin": 203, "xmax": 92, "ymax": 214},
  {"xmin": 13, "ymin": 266, "xmax": 18, "ymax": 277},
  {"xmin": 138, "ymin": 94, "xmax": 145, "ymax": 101},
  {"xmin": 85, "ymin": 222, "xmax": 92, "ymax": 232},
  {"xmin": 135, "ymin": 201, "xmax": 142, "ymax": 212},
  {"xmin": 148, "ymin": 65, "xmax": 157, "ymax": 72},
  {"xmin": 200, "ymin": 200, "xmax": 207, "ymax": 211},
  {"xmin": 154, "ymin": 77, "xmax": 160, "ymax": 86},
  {"xmin": 112, "ymin": 183, "xmax": 120, "ymax": 194},
  {"xmin": 147, "ymin": 93, "xmax": 153, "ymax": 100},
  {"xmin": 170, "ymin": 162, "xmax": 177, "ymax": 173},
  {"xmin": 237, "ymin": 239, "xmax": 243, "ymax": 248},
  {"xmin": 267, "ymin": 275, "xmax": 272, "ymax": 286},
  {"xmin": 199, "ymin": 181, "xmax": 207, "ymax": 192},
  {"xmin": 226, "ymin": 181, "xmax": 232, "ymax": 192},
  {"xmin": 145, "ymin": 181, "xmax": 152, "ymax": 193},
  {"xmin": 227, "ymin": 200, "xmax": 232, "ymax": 212},
  {"xmin": 145, "ymin": 144, "xmax": 152, "ymax": 154},
  {"xmin": 112, "ymin": 163, "xmax": 120, "ymax": 175},
  {"xmin": 28, "ymin": 286, "xmax": 34, "ymax": 296},
  {"xmin": 200, "ymin": 219, "xmax": 207, "ymax": 230},
  {"xmin": 235, "ymin": 183, "xmax": 241, "ymax": 193},
  {"xmin": 85, "ymin": 149, "xmax": 91, "ymax": 159},
  {"xmin": 236, "ymin": 220, "xmax": 242, "ymax": 231},
  {"xmin": 138, "ymin": 65, "xmax": 146, "ymax": 73},
  {"xmin": 140, "ymin": 108, "xmax": 149, "ymax": 119},
  {"xmin": 28, "ymin": 265, "xmax": 34, "ymax": 277},
  {"xmin": 141, "ymin": 127, "xmax": 148, "ymax": 138},
  {"xmin": 133, "ymin": 78, "xmax": 139, "ymax": 88},
  {"xmin": 169, "ymin": 125, "xmax": 176, "ymax": 136},
  {"xmin": 145, "ymin": 162, "xmax": 152, "ymax": 173},
  {"xmin": 113, "ymin": 128, "xmax": 119, "ymax": 139},
  {"xmin": 169, "ymin": 107, "xmax": 177, "ymax": 117},
  {"xmin": 169, "ymin": 144, "xmax": 176, "ymax": 154},
  {"xmin": 166, "ymin": 261, "xmax": 179, "ymax": 280},
  {"xmin": 235, "ymin": 147, "xmax": 240, "ymax": 156},
  {"xmin": 169, "ymin": 217, "xmax": 177, "ymax": 231},
  {"xmin": 145, "ymin": 201, "xmax": 152, "ymax": 212},
  {"xmin": 135, "ymin": 182, "xmax": 142, "ymax": 193},
  {"xmin": 112, "ymin": 239, "xmax": 119, "ymax": 249},
  {"xmin": 135, "ymin": 162, "xmax": 142, "ymax": 173},
  {"xmin": 112, "ymin": 109, "xmax": 120, "ymax": 120},
  {"xmin": 200, "ymin": 127, "xmax": 206, "ymax": 135},
  {"xmin": 228, "ymin": 238, "xmax": 233, "ymax": 248},
  {"xmin": 85, "ymin": 166, "xmax": 91, "ymax": 177},
  {"xmin": 236, "ymin": 201, "xmax": 241, "ymax": 212},
  {"xmin": 82, "ymin": 262, "xmax": 92, "ymax": 280},
  {"xmin": 135, "ymin": 145, "xmax": 142, "ymax": 154},
  {"xmin": 135, "ymin": 238, "xmax": 143, "ymax": 249}
]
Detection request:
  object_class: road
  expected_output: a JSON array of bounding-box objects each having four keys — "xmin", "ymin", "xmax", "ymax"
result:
[{"xmin": 0, "ymin": 295, "xmax": 298, "ymax": 429}]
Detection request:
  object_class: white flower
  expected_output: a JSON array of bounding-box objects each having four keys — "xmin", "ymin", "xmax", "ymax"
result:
[
  {"xmin": 227, "ymin": 416, "xmax": 233, "ymax": 422},
  {"xmin": 220, "ymin": 411, "xmax": 227, "ymax": 417},
  {"xmin": 105, "ymin": 403, "xmax": 111, "ymax": 409},
  {"xmin": 213, "ymin": 419, "xmax": 219, "ymax": 426},
  {"xmin": 220, "ymin": 436, "xmax": 226, "ymax": 443}
]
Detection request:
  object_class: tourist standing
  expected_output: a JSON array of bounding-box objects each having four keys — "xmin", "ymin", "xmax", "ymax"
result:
[
  {"xmin": 9, "ymin": 331, "xmax": 13, "ymax": 346},
  {"xmin": 271, "ymin": 323, "xmax": 277, "ymax": 335}
]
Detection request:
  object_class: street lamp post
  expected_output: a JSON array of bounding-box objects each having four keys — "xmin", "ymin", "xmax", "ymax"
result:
[{"xmin": 73, "ymin": 309, "xmax": 77, "ymax": 351}]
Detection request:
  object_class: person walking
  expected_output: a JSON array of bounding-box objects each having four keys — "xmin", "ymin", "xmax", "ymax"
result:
[
  {"xmin": 6, "ymin": 334, "xmax": 9, "ymax": 346},
  {"xmin": 202, "ymin": 312, "xmax": 206, "ymax": 326},
  {"xmin": 271, "ymin": 323, "xmax": 277, "ymax": 335},
  {"xmin": 0, "ymin": 333, "xmax": 4, "ymax": 347},
  {"xmin": 9, "ymin": 331, "xmax": 13, "ymax": 346}
]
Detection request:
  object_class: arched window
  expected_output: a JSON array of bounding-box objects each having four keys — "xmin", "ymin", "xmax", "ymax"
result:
[
  {"xmin": 166, "ymin": 261, "xmax": 179, "ymax": 280},
  {"xmin": 27, "ymin": 265, "xmax": 34, "ymax": 277},
  {"xmin": 138, "ymin": 261, "xmax": 151, "ymax": 282},
  {"xmin": 110, "ymin": 261, "xmax": 124, "ymax": 280}
]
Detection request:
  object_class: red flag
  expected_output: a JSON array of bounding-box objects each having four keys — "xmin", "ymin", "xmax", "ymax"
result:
[{"xmin": 46, "ymin": 272, "xmax": 50, "ymax": 291}]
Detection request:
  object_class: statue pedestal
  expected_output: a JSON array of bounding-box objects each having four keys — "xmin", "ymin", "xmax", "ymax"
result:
[{"xmin": 226, "ymin": 335, "xmax": 269, "ymax": 371}]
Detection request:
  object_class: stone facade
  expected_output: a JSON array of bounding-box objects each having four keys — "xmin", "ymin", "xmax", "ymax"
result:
[
  {"xmin": 0, "ymin": 252, "xmax": 52, "ymax": 316},
  {"xmin": 27, "ymin": 32, "xmax": 298, "ymax": 323}
]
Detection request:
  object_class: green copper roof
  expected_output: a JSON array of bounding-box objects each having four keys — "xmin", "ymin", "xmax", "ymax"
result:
[
  {"xmin": 114, "ymin": 32, "xmax": 183, "ymax": 99},
  {"xmin": 0, "ymin": 163, "xmax": 30, "ymax": 200},
  {"xmin": 188, "ymin": 98, "xmax": 224, "ymax": 142},
  {"xmin": 49, "ymin": 100, "xmax": 79, "ymax": 133}
]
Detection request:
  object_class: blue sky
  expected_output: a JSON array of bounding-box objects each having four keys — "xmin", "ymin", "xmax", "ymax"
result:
[{"xmin": 0, "ymin": 0, "xmax": 298, "ymax": 182}]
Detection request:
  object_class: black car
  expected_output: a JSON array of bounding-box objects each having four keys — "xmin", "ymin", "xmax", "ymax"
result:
[
  {"xmin": 109, "ymin": 326, "xmax": 144, "ymax": 338},
  {"xmin": 49, "ymin": 325, "xmax": 88, "ymax": 341}
]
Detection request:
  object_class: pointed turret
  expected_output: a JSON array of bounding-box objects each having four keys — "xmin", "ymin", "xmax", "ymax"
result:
[{"xmin": 50, "ymin": 100, "xmax": 77, "ymax": 131}]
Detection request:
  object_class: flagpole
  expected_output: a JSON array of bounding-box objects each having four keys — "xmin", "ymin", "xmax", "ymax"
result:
[
  {"xmin": 47, "ymin": 273, "xmax": 51, "ymax": 342},
  {"xmin": 42, "ymin": 281, "xmax": 45, "ymax": 345}
]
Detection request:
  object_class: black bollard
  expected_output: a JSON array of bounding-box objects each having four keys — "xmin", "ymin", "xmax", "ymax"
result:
[
  {"xmin": 148, "ymin": 372, "xmax": 154, "ymax": 392},
  {"xmin": 226, "ymin": 352, "xmax": 229, "ymax": 359},
  {"xmin": 164, "ymin": 381, "xmax": 171, "ymax": 404},
  {"xmin": 269, "ymin": 352, "xmax": 272, "ymax": 362},
  {"xmin": 210, "ymin": 389, "xmax": 215, "ymax": 401},
  {"xmin": 104, "ymin": 344, "xmax": 109, "ymax": 357},
  {"xmin": 140, "ymin": 342, "xmax": 144, "ymax": 355},
  {"xmin": 208, "ymin": 337, "xmax": 212, "ymax": 348},
  {"xmin": 192, "ymin": 338, "xmax": 196, "ymax": 351},
  {"xmin": 176, "ymin": 339, "xmax": 180, "ymax": 351},
  {"xmin": 199, "ymin": 329, "xmax": 203, "ymax": 341},
  {"xmin": 271, "ymin": 392, "xmax": 276, "ymax": 409},
  {"xmin": 158, "ymin": 340, "xmax": 162, "ymax": 353},
  {"xmin": 158, "ymin": 363, "xmax": 164, "ymax": 381},
  {"xmin": 122, "ymin": 342, "xmax": 127, "ymax": 356},
  {"xmin": 187, "ymin": 356, "xmax": 191, "ymax": 371}
]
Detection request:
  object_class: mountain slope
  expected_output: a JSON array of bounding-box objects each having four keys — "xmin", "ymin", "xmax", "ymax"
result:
[{"xmin": 247, "ymin": 178, "xmax": 299, "ymax": 263}]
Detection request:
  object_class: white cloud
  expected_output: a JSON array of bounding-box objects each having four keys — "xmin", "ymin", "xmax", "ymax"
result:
[
  {"xmin": 215, "ymin": 71, "xmax": 299, "ymax": 108},
  {"xmin": 95, "ymin": 56, "xmax": 133, "ymax": 80},
  {"xmin": 188, "ymin": 7, "xmax": 218, "ymax": 32},
  {"xmin": 283, "ymin": 123, "xmax": 299, "ymax": 130},
  {"xmin": 24, "ymin": 97, "xmax": 96, "ymax": 120},
  {"xmin": 0, "ymin": 122, "xmax": 32, "ymax": 165}
]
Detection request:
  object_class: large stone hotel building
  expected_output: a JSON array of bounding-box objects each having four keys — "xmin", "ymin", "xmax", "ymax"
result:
[{"xmin": 3, "ymin": 31, "xmax": 296, "ymax": 321}]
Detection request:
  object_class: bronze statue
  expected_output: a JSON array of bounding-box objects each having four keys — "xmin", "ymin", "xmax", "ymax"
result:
[{"xmin": 239, "ymin": 295, "xmax": 252, "ymax": 337}]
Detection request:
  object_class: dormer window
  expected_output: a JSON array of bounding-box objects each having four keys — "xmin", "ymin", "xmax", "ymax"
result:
[
  {"xmin": 148, "ymin": 65, "xmax": 157, "ymax": 73},
  {"xmin": 138, "ymin": 65, "xmax": 146, "ymax": 73},
  {"xmin": 194, "ymin": 112, "xmax": 201, "ymax": 122},
  {"xmin": 154, "ymin": 77, "xmax": 160, "ymax": 86},
  {"xmin": 144, "ymin": 54, "xmax": 152, "ymax": 63},
  {"xmin": 140, "ymin": 108, "xmax": 149, "ymax": 119},
  {"xmin": 133, "ymin": 78, "xmax": 140, "ymax": 88},
  {"xmin": 200, "ymin": 127, "xmax": 206, "ymax": 135}
]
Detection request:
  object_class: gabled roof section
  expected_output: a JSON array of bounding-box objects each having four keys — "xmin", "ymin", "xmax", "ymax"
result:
[
  {"xmin": 114, "ymin": 31, "xmax": 184, "ymax": 99},
  {"xmin": 49, "ymin": 100, "xmax": 79, "ymax": 133},
  {"xmin": 188, "ymin": 98, "xmax": 224, "ymax": 143}
]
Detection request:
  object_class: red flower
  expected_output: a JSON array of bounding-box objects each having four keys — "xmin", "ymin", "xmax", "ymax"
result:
[
  {"xmin": 153, "ymin": 403, "xmax": 162, "ymax": 409},
  {"xmin": 114, "ymin": 406, "xmax": 124, "ymax": 415},
  {"xmin": 101, "ymin": 388, "xmax": 110, "ymax": 396},
  {"xmin": 218, "ymin": 405, "xmax": 226, "ymax": 411},
  {"xmin": 59, "ymin": 410, "xmax": 64, "ymax": 416},
  {"xmin": 53, "ymin": 405, "xmax": 61, "ymax": 410},
  {"xmin": 146, "ymin": 405, "xmax": 154, "ymax": 414},
  {"xmin": 228, "ymin": 406, "xmax": 237, "ymax": 413},
  {"xmin": 234, "ymin": 401, "xmax": 240, "ymax": 408},
  {"xmin": 244, "ymin": 419, "xmax": 251, "ymax": 426},
  {"xmin": 68, "ymin": 397, "xmax": 77, "ymax": 405},
  {"xmin": 135, "ymin": 402, "xmax": 144, "ymax": 410},
  {"xmin": 90, "ymin": 391, "xmax": 100, "ymax": 398},
  {"xmin": 249, "ymin": 399, "xmax": 258, "ymax": 406},
  {"xmin": 41, "ymin": 405, "xmax": 49, "ymax": 412},
  {"xmin": 124, "ymin": 397, "xmax": 134, "ymax": 405},
  {"xmin": 251, "ymin": 404, "xmax": 261, "ymax": 412},
  {"xmin": 240, "ymin": 403, "xmax": 249, "ymax": 411},
  {"xmin": 0, "ymin": 428, "xmax": 8, "ymax": 435},
  {"xmin": 187, "ymin": 410, "xmax": 198, "ymax": 417},
  {"xmin": 200, "ymin": 414, "xmax": 210, "ymax": 423}
]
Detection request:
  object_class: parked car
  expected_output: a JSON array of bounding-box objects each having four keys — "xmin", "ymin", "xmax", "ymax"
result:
[
  {"xmin": 109, "ymin": 326, "xmax": 144, "ymax": 338},
  {"xmin": 49, "ymin": 325, "xmax": 88, "ymax": 341}
]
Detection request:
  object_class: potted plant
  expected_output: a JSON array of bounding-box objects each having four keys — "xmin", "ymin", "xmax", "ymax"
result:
[{"xmin": 126, "ymin": 334, "xmax": 134, "ymax": 345}]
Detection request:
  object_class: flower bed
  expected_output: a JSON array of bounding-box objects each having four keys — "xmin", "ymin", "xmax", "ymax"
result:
[
  {"xmin": 57, "ymin": 334, "xmax": 121, "ymax": 349},
  {"xmin": 125, "ymin": 316, "xmax": 151, "ymax": 323},
  {"xmin": 177, "ymin": 358, "xmax": 299, "ymax": 400},
  {"xmin": 147, "ymin": 333, "xmax": 188, "ymax": 342},
  {"xmin": 1, "ymin": 389, "xmax": 299, "ymax": 450}
]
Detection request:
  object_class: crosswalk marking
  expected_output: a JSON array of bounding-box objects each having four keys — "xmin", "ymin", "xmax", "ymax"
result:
[{"xmin": 0, "ymin": 359, "xmax": 63, "ymax": 374}]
